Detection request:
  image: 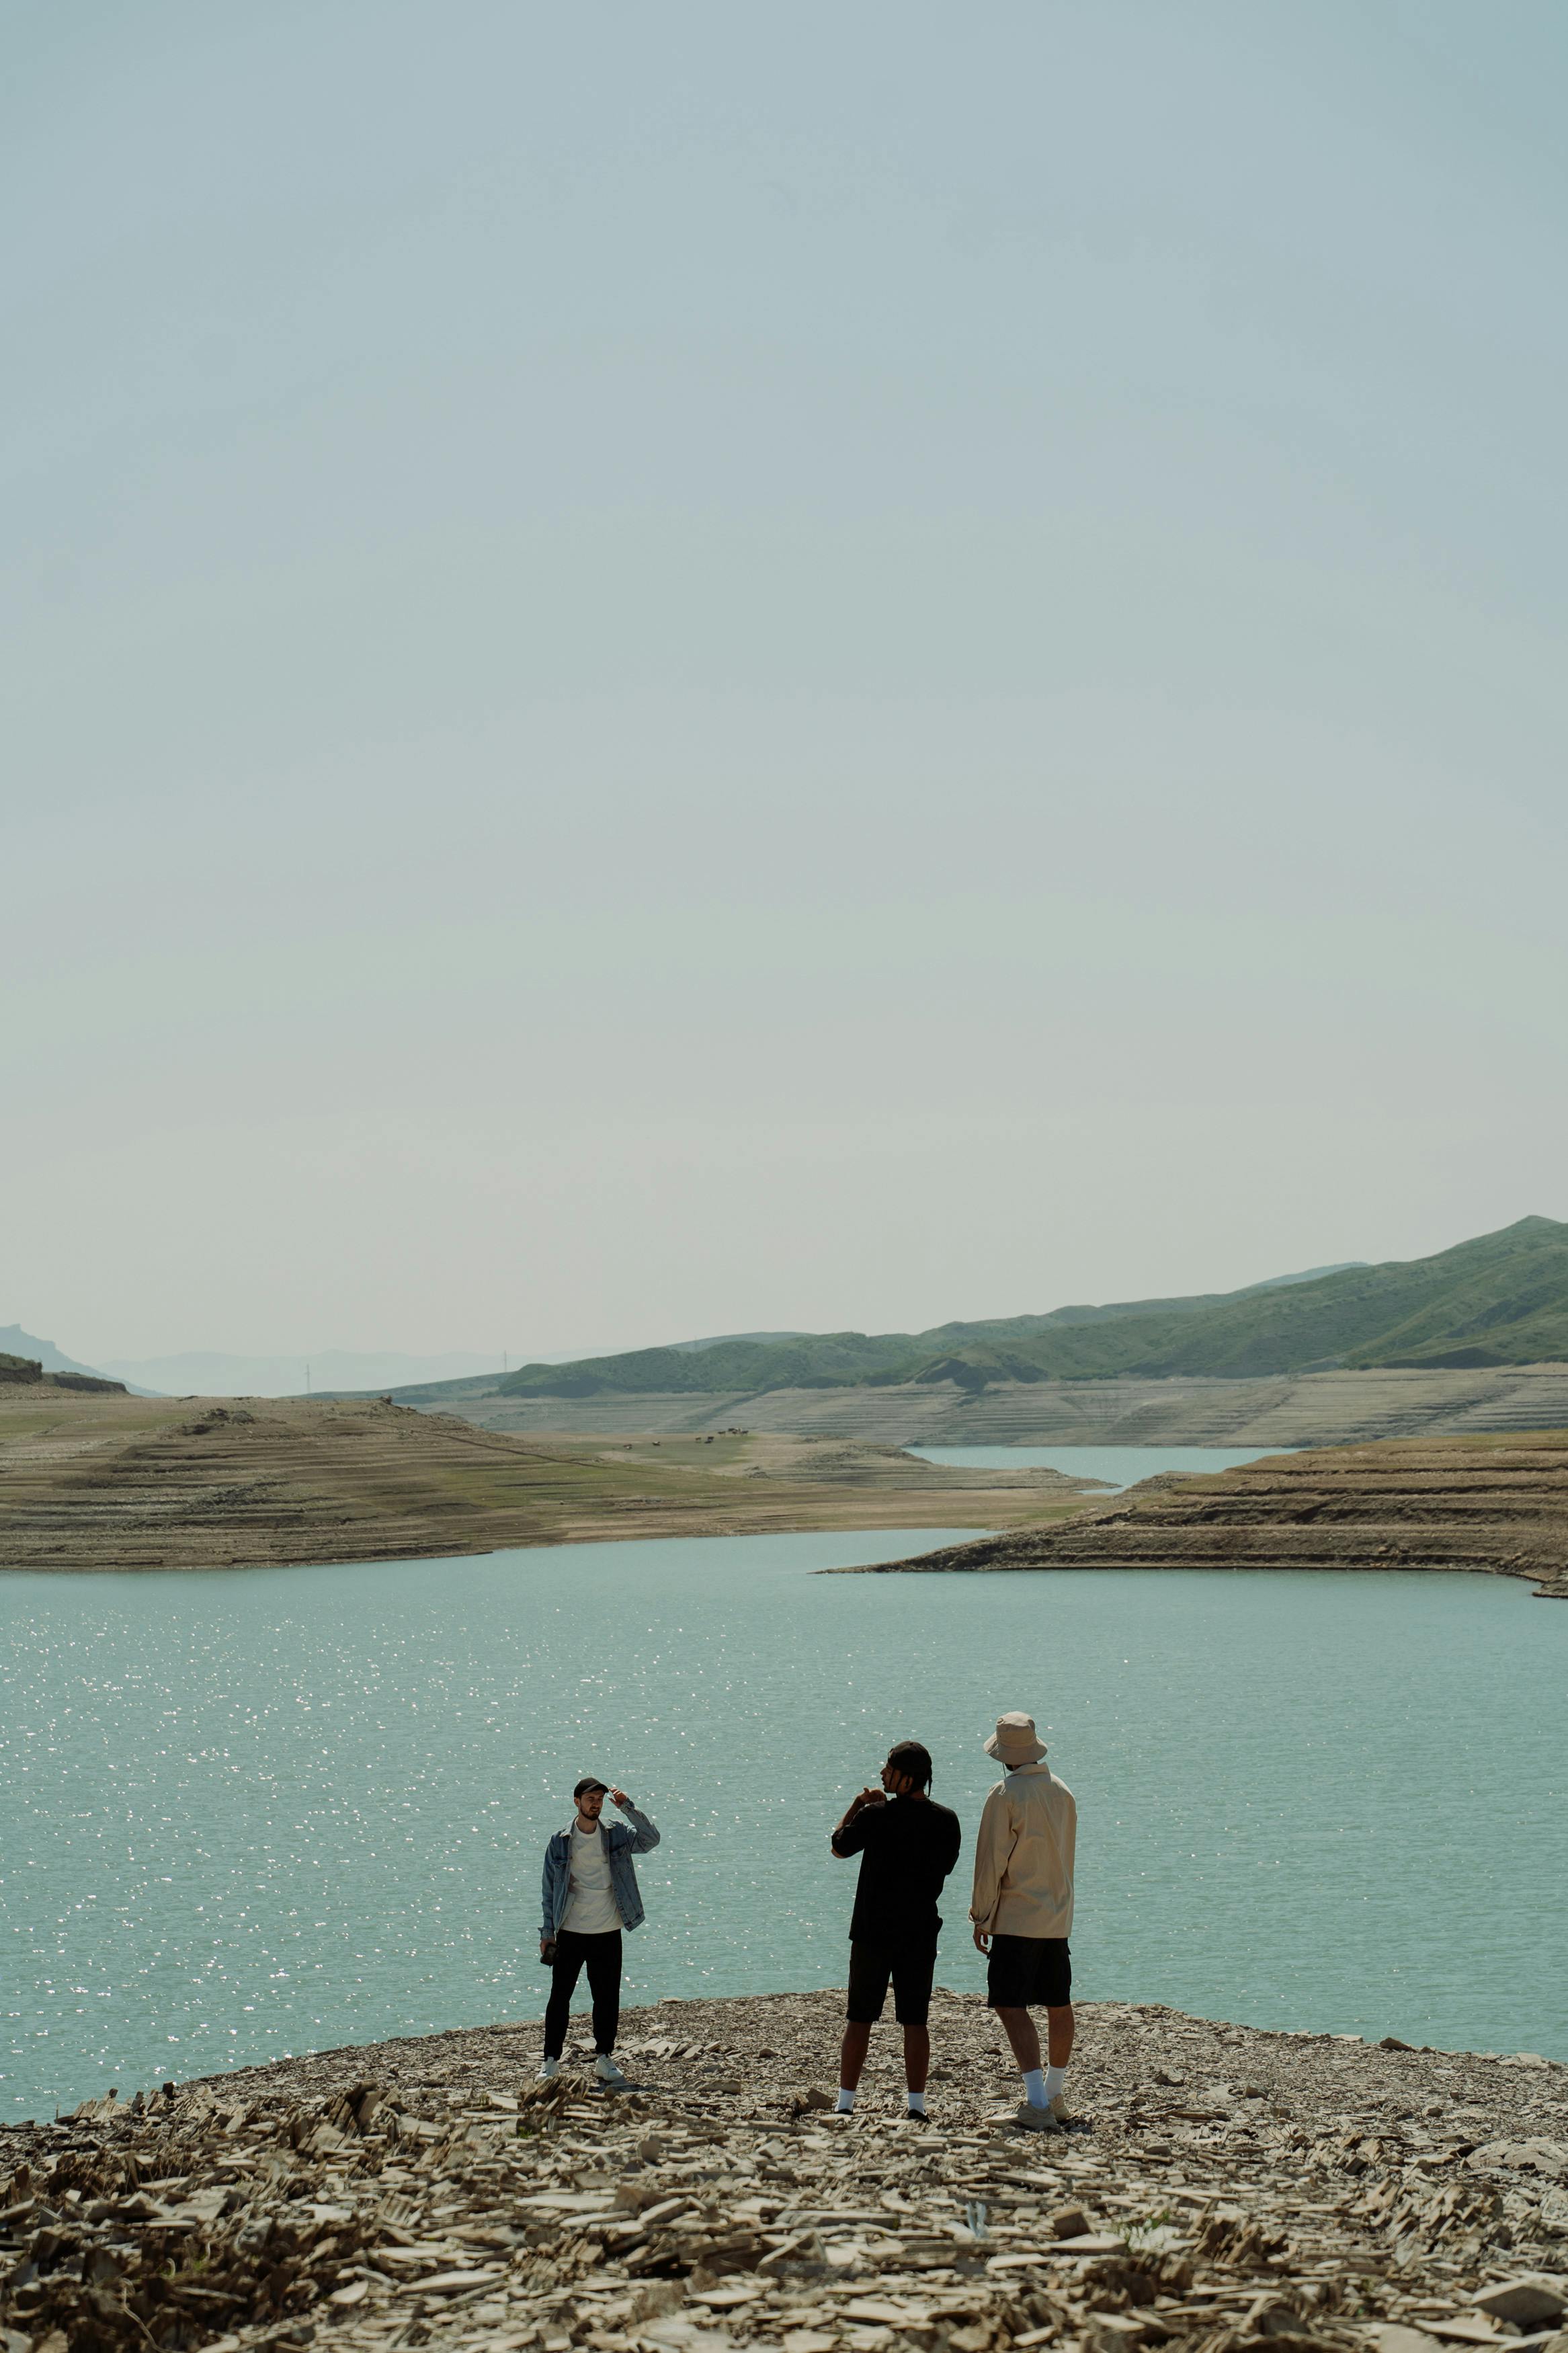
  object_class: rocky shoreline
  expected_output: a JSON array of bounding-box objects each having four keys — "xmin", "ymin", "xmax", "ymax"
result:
[
  {"xmin": 4, "ymin": 1994, "xmax": 1565, "ymax": 2353},
  {"xmin": 845, "ymin": 1437, "xmax": 1568, "ymax": 1600}
]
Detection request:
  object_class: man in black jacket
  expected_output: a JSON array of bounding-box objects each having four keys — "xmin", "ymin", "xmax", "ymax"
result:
[{"xmin": 830, "ymin": 1739, "xmax": 962, "ymax": 2118}]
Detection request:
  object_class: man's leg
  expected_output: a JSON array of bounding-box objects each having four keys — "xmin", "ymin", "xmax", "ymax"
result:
[
  {"xmin": 991, "ymin": 1937, "xmax": 1074, "ymax": 2114},
  {"xmin": 995, "ymin": 2005, "xmax": 1041, "ymax": 2073},
  {"xmin": 1042, "ymin": 2001, "xmax": 1074, "ymax": 2107},
  {"xmin": 989, "ymin": 1933, "xmax": 1047, "ymax": 2107},
  {"xmin": 995, "ymin": 2005, "xmax": 1048, "ymax": 2108},
  {"xmin": 1037, "ymin": 1942, "xmax": 1075, "ymax": 2110},
  {"xmin": 584, "ymin": 1931, "xmax": 622, "ymax": 2055},
  {"xmin": 838, "ymin": 2020, "xmax": 872, "ymax": 2091},
  {"xmin": 544, "ymin": 1933, "xmax": 587, "ymax": 2060},
  {"xmin": 839, "ymin": 1945, "xmax": 889, "ymax": 2110},
  {"xmin": 892, "ymin": 1948, "xmax": 935, "ymax": 2113}
]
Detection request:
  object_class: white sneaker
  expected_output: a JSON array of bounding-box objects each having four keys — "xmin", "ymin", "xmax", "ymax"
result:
[
  {"xmin": 536, "ymin": 2056, "xmax": 559, "ymax": 2081},
  {"xmin": 594, "ymin": 2053, "xmax": 629, "ymax": 2089}
]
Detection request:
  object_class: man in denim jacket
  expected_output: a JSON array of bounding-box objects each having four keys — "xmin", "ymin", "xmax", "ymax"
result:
[{"xmin": 538, "ymin": 1778, "xmax": 660, "ymax": 2085}]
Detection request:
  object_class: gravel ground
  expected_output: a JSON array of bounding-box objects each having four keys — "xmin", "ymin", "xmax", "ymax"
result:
[{"xmin": 3, "ymin": 1993, "xmax": 1565, "ymax": 2353}]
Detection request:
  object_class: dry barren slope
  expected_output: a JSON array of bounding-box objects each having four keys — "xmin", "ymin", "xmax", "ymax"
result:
[
  {"xmin": 405, "ymin": 1365, "xmax": 1568, "ymax": 1448},
  {"xmin": 852, "ymin": 1433, "xmax": 1568, "ymax": 1599},
  {"xmin": 0, "ymin": 1393, "xmax": 1088, "ymax": 1572}
]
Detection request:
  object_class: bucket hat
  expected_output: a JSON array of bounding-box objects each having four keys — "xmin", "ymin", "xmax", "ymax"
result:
[{"xmin": 983, "ymin": 1711, "xmax": 1047, "ymax": 1765}]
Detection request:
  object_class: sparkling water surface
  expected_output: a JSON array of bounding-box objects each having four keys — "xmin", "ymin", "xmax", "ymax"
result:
[
  {"xmin": 910, "ymin": 1443, "xmax": 1296, "ymax": 1490},
  {"xmin": 3, "ymin": 1528, "xmax": 1565, "ymax": 2120}
]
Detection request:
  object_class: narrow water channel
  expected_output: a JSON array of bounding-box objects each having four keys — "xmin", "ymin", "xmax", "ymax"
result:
[{"xmin": 909, "ymin": 1443, "xmax": 1296, "ymax": 1490}]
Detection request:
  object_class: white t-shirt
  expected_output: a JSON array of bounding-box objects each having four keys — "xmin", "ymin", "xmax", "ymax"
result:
[{"xmin": 561, "ymin": 1823, "xmax": 621, "ymax": 1935}]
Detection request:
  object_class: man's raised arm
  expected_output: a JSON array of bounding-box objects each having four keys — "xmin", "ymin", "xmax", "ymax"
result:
[
  {"xmin": 831, "ymin": 1786, "xmax": 885, "ymax": 1858},
  {"xmin": 611, "ymin": 1788, "xmax": 659, "ymax": 1850}
]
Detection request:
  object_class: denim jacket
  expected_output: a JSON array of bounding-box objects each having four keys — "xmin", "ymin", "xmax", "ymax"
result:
[{"xmin": 542, "ymin": 1804, "xmax": 660, "ymax": 1936}]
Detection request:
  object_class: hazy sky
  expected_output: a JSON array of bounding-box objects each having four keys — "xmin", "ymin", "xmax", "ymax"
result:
[{"xmin": 7, "ymin": 3, "xmax": 1568, "ymax": 1364}]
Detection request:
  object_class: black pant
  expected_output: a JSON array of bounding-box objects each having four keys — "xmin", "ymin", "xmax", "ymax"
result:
[{"xmin": 544, "ymin": 1929, "xmax": 622, "ymax": 2057}]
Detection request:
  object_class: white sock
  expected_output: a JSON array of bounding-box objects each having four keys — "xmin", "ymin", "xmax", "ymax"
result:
[
  {"xmin": 1044, "ymin": 2064, "xmax": 1066, "ymax": 2101},
  {"xmin": 1021, "ymin": 2066, "xmax": 1046, "ymax": 2108},
  {"xmin": 907, "ymin": 2091, "xmax": 926, "ymax": 2116},
  {"xmin": 836, "ymin": 2086, "xmax": 856, "ymax": 2113}
]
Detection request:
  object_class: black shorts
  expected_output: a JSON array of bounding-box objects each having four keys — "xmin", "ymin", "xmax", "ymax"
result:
[
  {"xmin": 846, "ymin": 1940, "xmax": 936, "ymax": 2027},
  {"xmin": 986, "ymin": 1934, "xmax": 1071, "ymax": 2010}
]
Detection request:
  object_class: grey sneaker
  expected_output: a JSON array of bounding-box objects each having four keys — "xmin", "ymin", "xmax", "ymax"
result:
[
  {"xmin": 536, "ymin": 2056, "xmax": 559, "ymax": 2081},
  {"xmin": 594, "ymin": 2053, "xmax": 630, "ymax": 2089},
  {"xmin": 1012, "ymin": 2100, "xmax": 1065, "ymax": 2132}
]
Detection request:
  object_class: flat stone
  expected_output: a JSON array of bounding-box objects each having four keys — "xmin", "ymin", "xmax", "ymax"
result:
[
  {"xmin": 1472, "ymin": 2284, "xmax": 1567, "ymax": 2329},
  {"xmin": 515, "ymin": 2191, "xmax": 617, "ymax": 2212},
  {"xmin": 401, "ymin": 2266, "xmax": 503, "ymax": 2295},
  {"xmin": 636, "ymin": 2194, "xmax": 698, "ymax": 2229},
  {"xmin": 1471, "ymin": 2141, "xmax": 1568, "ymax": 2178}
]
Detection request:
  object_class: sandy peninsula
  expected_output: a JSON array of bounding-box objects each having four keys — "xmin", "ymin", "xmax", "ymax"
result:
[
  {"xmin": 848, "ymin": 1434, "xmax": 1568, "ymax": 1600},
  {"xmin": 0, "ymin": 1390, "xmax": 1090, "ymax": 1573}
]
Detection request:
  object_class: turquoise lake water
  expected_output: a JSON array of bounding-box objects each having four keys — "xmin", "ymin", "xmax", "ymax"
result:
[
  {"xmin": 3, "ymin": 1529, "xmax": 1565, "ymax": 2121},
  {"xmin": 911, "ymin": 1444, "xmax": 1296, "ymax": 1490}
]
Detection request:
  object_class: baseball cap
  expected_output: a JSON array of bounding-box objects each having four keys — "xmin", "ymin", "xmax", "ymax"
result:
[{"xmin": 573, "ymin": 1776, "xmax": 609, "ymax": 1800}]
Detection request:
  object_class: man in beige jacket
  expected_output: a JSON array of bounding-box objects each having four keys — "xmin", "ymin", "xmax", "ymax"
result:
[{"xmin": 969, "ymin": 1711, "xmax": 1077, "ymax": 2126}]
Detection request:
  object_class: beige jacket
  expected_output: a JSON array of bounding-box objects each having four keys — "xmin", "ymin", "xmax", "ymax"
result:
[{"xmin": 969, "ymin": 1761, "xmax": 1076, "ymax": 1938}]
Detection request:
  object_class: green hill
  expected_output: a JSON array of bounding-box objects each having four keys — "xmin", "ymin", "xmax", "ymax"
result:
[{"xmin": 497, "ymin": 1218, "xmax": 1568, "ymax": 1398}]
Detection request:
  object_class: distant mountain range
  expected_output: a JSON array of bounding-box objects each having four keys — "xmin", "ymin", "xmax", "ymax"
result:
[
  {"xmin": 494, "ymin": 1218, "xmax": 1568, "ymax": 1398},
  {"xmin": 17, "ymin": 1219, "xmax": 1567, "ymax": 1412},
  {"xmin": 0, "ymin": 1324, "xmax": 128, "ymax": 1383},
  {"xmin": 94, "ymin": 1349, "xmax": 529, "ymax": 1399},
  {"xmin": 0, "ymin": 1332, "xmax": 790, "ymax": 1403}
]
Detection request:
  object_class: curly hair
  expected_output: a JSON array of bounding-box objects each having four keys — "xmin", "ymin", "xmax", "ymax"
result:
[{"xmin": 885, "ymin": 1739, "xmax": 934, "ymax": 1792}]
